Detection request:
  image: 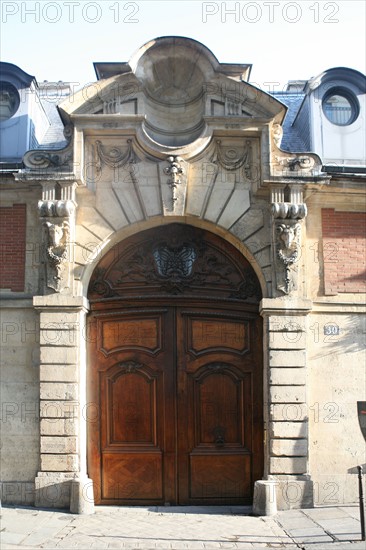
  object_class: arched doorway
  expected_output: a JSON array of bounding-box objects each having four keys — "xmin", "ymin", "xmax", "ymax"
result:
[{"xmin": 87, "ymin": 224, "xmax": 263, "ymax": 505}]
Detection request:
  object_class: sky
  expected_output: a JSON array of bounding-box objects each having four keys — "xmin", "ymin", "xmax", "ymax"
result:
[{"xmin": 1, "ymin": 0, "xmax": 365, "ymax": 91}]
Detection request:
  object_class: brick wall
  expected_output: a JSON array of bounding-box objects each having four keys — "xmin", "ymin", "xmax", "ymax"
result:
[
  {"xmin": 322, "ymin": 209, "xmax": 366, "ymax": 295},
  {"xmin": 0, "ymin": 204, "xmax": 26, "ymax": 292}
]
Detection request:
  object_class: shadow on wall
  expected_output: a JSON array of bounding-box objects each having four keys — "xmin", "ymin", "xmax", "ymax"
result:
[
  {"xmin": 311, "ymin": 314, "xmax": 366, "ymax": 358},
  {"xmin": 35, "ymin": 480, "xmax": 71, "ymax": 509},
  {"xmin": 348, "ymin": 464, "xmax": 366, "ymax": 474}
]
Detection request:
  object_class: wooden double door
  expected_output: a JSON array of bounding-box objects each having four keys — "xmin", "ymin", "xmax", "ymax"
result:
[{"xmin": 88, "ymin": 304, "xmax": 263, "ymax": 505}]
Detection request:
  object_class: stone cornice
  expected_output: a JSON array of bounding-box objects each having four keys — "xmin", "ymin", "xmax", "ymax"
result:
[
  {"xmin": 33, "ymin": 295, "xmax": 90, "ymax": 311},
  {"xmin": 14, "ymin": 172, "xmax": 78, "ymax": 183},
  {"xmin": 260, "ymin": 298, "xmax": 313, "ymax": 315}
]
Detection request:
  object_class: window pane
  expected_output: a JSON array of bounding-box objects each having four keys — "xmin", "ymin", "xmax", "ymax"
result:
[{"xmin": 323, "ymin": 94, "xmax": 353, "ymax": 125}]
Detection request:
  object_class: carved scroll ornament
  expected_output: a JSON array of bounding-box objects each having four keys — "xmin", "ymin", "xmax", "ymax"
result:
[
  {"xmin": 23, "ymin": 126, "xmax": 73, "ymax": 170},
  {"xmin": 274, "ymin": 154, "xmax": 315, "ymax": 173},
  {"xmin": 272, "ymin": 202, "xmax": 307, "ymax": 220},
  {"xmin": 38, "ymin": 200, "xmax": 75, "ymax": 218}
]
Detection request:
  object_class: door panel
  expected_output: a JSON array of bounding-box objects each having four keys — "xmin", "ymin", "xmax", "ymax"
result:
[
  {"xmin": 102, "ymin": 453, "xmax": 163, "ymax": 500},
  {"xmin": 189, "ymin": 455, "xmax": 251, "ymax": 500},
  {"xmin": 103, "ymin": 364, "xmax": 158, "ymax": 446},
  {"xmin": 88, "ymin": 308, "xmax": 176, "ymax": 505},
  {"xmin": 188, "ymin": 318, "xmax": 250, "ymax": 356},
  {"xmin": 99, "ymin": 316, "xmax": 162, "ymax": 356},
  {"xmin": 88, "ymin": 306, "xmax": 262, "ymax": 505},
  {"xmin": 176, "ymin": 309, "xmax": 261, "ymax": 504},
  {"xmin": 192, "ymin": 367, "xmax": 251, "ymax": 449}
]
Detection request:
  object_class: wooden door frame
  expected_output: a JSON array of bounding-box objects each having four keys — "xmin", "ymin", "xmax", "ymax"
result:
[
  {"xmin": 86, "ymin": 224, "xmax": 264, "ymax": 505},
  {"xmin": 87, "ymin": 299, "xmax": 263, "ymax": 505}
]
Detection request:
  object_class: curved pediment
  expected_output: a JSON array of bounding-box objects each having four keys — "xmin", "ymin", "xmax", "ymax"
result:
[
  {"xmin": 132, "ymin": 37, "xmax": 214, "ymax": 105},
  {"xmin": 59, "ymin": 36, "xmax": 286, "ymax": 151}
]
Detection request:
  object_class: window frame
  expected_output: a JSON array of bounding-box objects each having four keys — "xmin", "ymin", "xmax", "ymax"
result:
[{"xmin": 322, "ymin": 86, "xmax": 360, "ymax": 126}]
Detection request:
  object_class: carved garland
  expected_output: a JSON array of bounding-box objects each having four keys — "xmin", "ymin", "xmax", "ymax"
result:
[
  {"xmin": 210, "ymin": 140, "xmax": 252, "ymax": 179},
  {"xmin": 95, "ymin": 139, "xmax": 135, "ymax": 173}
]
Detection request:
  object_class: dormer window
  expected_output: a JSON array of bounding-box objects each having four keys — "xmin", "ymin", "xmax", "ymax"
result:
[
  {"xmin": 0, "ymin": 82, "xmax": 20, "ymax": 121},
  {"xmin": 322, "ymin": 87, "xmax": 359, "ymax": 126}
]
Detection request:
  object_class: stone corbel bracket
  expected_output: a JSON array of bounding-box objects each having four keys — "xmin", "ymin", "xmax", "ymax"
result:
[
  {"xmin": 38, "ymin": 182, "xmax": 77, "ymax": 293},
  {"xmin": 271, "ymin": 185, "xmax": 307, "ymax": 295},
  {"xmin": 23, "ymin": 125, "xmax": 74, "ymax": 172},
  {"xmin": 271, "ymin": 123, "xmax": 324, "ymax": 178}
]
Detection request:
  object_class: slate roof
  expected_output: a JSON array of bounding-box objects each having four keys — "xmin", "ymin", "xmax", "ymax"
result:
[
  {"xmin": 37, "ymin": 85, "xmax": 69, "ymax": 150},
  {"xmin": 38, "ymin": 102, "xmax": 67, "ymax": 149},
  {"xmin": 270, "ymin": 92, "xmax": 308, "ymax": 152}
]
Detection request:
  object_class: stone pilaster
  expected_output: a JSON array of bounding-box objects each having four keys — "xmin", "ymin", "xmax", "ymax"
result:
[
  {"xmin": 259, "ymin": 297, "xmax": 313, "ymax": 511},
  {"xmin": 34, "ymin": 295, "xmax": 93, "ymax": 512}
]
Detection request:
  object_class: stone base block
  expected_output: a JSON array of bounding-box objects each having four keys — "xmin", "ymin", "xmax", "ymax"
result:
[
  {"xmin": 271, "ymin": 476, "xmax": 314, "ymax": 510},
  {"xmin": 252, "ymin": 480, "xmax": 278, "ymax": 516},
  {"xmin": 70, "ymin": 477, "xmax": 95, "ymax": 515},
  {"xmin": 35, "ymin": 472, "xmax": 75, "ymax": 509}
]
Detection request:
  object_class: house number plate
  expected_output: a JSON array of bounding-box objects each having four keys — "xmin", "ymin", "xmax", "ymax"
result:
[{"xmin": 323, "ymin": 324, "xmax": 340, "ymax": 336}]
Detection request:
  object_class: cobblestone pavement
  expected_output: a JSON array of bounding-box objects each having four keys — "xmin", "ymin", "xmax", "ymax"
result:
[{"xmin": 1, "ymin": 504, "xmax": 365, "ymax": 549}]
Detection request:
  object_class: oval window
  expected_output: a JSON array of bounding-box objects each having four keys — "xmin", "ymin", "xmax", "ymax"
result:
[
  {"xmin": 0, "ymin": 82, "xmax": 20, "ymax": 122},
  {"xmin": 322, "ymin": 88, "xmax": 359, "ymax": 126}
]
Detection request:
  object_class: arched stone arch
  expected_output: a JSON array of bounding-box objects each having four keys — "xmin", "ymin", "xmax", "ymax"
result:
[{"xmin": 78, "ymin": 216, "xmax": 269, "ymax": 300}]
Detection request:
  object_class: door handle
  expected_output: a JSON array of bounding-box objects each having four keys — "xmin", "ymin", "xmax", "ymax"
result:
[
  {"xmin": 215, "ymin": 435, "xmax": 225, "ymax": 447},
  {"xmin": 213, "ymin": 426, "xmax": 225, "ymax": 448}
]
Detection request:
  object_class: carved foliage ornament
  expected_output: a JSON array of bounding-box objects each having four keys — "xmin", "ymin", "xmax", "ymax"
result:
[
  {"xmin": 117, "ymin": 361, "xmax": 144, "ymax": 373},
  {"xmin": 88, "ymin": 225, "xmax": 261, "ymax": 302},
  {"xmin": 164, "ymin": 156, "xmax": 184, "ymax": 207}
]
